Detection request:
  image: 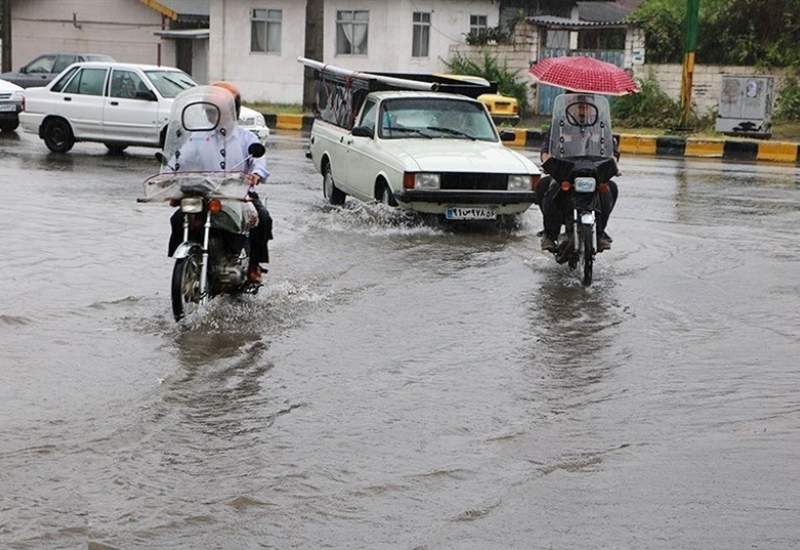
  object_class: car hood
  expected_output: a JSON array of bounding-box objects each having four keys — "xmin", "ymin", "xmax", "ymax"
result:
[
  {"xmin": 387, "ymin": 139, "xmax": 538, "ymax": 174},
  {"xmin": 0, "ymin": 78, "xmax": 23, "ymax": 92}
]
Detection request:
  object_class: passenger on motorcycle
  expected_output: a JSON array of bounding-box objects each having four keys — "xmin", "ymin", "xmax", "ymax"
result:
[
  {"xmin": 166, "ymin": 81, "xmax": 273, "ymax": 283},
  {"xmin": 536, "ymin": 92, "xmax": 618, "ymax": 253}
]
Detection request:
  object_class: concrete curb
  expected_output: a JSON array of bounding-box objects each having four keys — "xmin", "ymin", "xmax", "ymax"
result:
[
  {"xmin": 262, "ymin": 113, "xmax": 799, "ymax": 164},
  {"xmin": 263, "ymin": 113, "xmax": 314, "ymax": 131}
]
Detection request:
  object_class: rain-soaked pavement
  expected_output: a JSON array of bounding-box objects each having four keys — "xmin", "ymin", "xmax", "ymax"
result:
[{"xmin": 1, "ymin": 128, "xmax": 799, "ymax": 550}]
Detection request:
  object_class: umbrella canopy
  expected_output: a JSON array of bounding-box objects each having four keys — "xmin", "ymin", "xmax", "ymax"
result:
[{"xmin": 529, "ymin": 56, "xmax": 639, "ymax": 96}]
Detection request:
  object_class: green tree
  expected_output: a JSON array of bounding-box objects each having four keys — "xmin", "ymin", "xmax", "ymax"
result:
[{"xmin": 631, "ymin": 0, "xmax": 800, "ymax": 67}]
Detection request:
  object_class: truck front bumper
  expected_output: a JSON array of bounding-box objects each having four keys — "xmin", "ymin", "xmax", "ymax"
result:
[{"xmin": 394, "ymin": 190, "xmax": 536, "ymax": 205}]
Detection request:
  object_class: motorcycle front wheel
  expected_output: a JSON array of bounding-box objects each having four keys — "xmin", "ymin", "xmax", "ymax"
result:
[
  {"xmin": 171, "ymin": 254, "xmax": 203, "ymax": 321},
  {"xmin": 580, "ymin": 224, "xmax": 594, "ymax": 287}
]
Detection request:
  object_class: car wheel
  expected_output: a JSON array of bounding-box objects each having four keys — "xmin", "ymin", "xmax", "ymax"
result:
[
  {"xmin": 0, "ymin": 119, "xmax": 19, "ymax": 132},
  {"xmin": 379, "ymin": 181, "xmax": 398, "ymax": 207},
  {"xmin": 323, "ymin": 162, "xmax": 346, "ymax": 206},
  {"xmin": 105, "ymin": 144, "xmax": 128, "ymax": 155},
  {"xmin": 43, "ymin": 119, "xmax": 74, "ymax": 153}
]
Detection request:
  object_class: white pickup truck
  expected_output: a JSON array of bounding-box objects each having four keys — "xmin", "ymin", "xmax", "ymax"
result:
[{"xmin": 309, "ymin": 91, "xmax": 540, "ymax": 221}]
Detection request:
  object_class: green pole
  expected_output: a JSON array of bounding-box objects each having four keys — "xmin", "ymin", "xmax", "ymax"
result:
[{"xmin": 679, "ymin": 0, "xmax": 700, "ymax": 128}]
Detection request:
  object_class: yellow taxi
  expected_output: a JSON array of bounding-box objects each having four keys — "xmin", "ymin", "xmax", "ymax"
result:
[{"xmin": 435, "ymin": 74, "xmax": 520, "ymax": 126}]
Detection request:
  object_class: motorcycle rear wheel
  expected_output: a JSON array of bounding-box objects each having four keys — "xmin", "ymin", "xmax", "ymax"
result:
[
  {"xmin": 171, "ymin": 254, "xmax": 203, "ymax": 321},
  {"xmin": 580, "ymin": 224, "xmax": 594, "ymax": 287}
]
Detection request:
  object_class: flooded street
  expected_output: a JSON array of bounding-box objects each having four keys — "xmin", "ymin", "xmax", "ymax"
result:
[{"xmin": 2, "ymin": 130, "xmax": 799, "ymax": 549}]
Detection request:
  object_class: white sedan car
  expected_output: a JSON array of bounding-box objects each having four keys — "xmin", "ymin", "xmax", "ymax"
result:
[
  {"xmin": 0, "ymin": 78, "xmax": 25, "ymax": 132},
  {"xmin": 20, "ymin": 61, "xmax": 269, "ymax": 153}
]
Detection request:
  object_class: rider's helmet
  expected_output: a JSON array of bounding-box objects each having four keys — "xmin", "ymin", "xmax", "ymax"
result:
[{"xmin": 211, "ymin": 81, "xmax": 242, "ymax": 118}]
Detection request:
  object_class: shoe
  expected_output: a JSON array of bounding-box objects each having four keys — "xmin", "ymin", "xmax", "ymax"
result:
[
  {"xmin": 597, "ymin": 236, "xmax": 612, "ymax": 252},
  {"xmin": 602, "ymin": 231, "xmax": 613, "ymax": 243},
  {"xmin": 541, "ymin": 235, "xmax": 556, "ymax": 252},
  {"xmin": 247, "ymin": 264, "xmax": 262, "ymax": 284}
]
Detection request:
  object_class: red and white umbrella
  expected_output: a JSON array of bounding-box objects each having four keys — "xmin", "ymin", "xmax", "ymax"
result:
[{"xmin": 529, "ymin": 56, "xmax": 639, "ymax": 96}]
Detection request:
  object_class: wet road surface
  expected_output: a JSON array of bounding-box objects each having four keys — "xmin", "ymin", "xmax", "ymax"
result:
[{"xmin": 2, "ymin": 130, "xmax": 800, "ymax": 549}]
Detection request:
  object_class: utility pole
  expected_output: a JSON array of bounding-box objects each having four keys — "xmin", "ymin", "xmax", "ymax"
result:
[
  {"xmin": 679, "ymin": 0, "xmax": 700, "ymax": 128},
  {"xmin": 303, "ymin": 0, "xmax": 324, "ymax": 111},
  {"xmin": 1, "ymin": 0, "xmax": 12, "ymax": 73}
]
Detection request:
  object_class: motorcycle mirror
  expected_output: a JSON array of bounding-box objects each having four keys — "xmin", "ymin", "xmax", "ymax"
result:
[{"xmin": 248, "ymin": 143, "xmax": 266, "ymax": 158}]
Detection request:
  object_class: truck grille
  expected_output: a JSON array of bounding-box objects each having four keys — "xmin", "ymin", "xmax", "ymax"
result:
[
  {"xmin": 440, "ymin": 173, "xmax": 508, "ymax": 191},
  {"xmin": 0, "ymin": 93, "xmax": 11, "ymax": 100}
]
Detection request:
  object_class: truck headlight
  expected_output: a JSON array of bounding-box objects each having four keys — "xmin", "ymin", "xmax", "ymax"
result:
[
  {"xmin": 507, "ymin": 174, "xmax": 531, "ymax": 191},
  {"xmin": 415, "ymin": 173, "xmax": 440, "ymax": 190}
]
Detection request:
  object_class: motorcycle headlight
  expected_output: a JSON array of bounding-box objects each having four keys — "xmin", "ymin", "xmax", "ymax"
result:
[
  {"xmin": 415, "ymin": 173, "xmax": 440, "ymax": 190},
  {"xmin": 574, "ymin": 177, "xmax": 597, "ymax": 193},
  {"xmin": 180, "ymin": 197, "xmax": 203, "ymax": 213},
  {"xmin": 507, "ymin": 175, "xmax": 531, "ymax": 191}
]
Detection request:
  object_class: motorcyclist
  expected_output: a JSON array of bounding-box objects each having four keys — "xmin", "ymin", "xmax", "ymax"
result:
[
  {"xmin": 536, "ymin": 92, "xmax": 618, "ymax": 253},
  {"xmin": 167, "ymin": 81, "xmax": 273, "ymax": 283}
]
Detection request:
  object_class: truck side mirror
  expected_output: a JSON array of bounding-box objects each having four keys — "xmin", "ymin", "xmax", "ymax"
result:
[
  {"xmin": 500, "ymin": 130, "xmax": 516, "ymax": 142},
  {"xmin": 351, "ymin": 126, "xmax": 374, "ymax": 139}
]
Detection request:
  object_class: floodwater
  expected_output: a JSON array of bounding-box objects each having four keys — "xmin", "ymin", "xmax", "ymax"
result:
[{"xmin": 2, "ymin": 130, "xmax": 799, "ymax": 549}]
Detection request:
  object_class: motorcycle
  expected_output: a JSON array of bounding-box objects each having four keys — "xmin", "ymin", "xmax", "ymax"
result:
[
  {"xmin": 541, "ymin": 93, "xmax": 618, "ymax": 286},
  {"xmin": 138, "ymin": 86, "xmax": 267, "ymax": 321}
]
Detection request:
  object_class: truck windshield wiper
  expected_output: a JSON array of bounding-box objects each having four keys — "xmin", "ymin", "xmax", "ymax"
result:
[
  {"xmin": 384, "ymin": 126, "xmax": 432, "ymax": 139},
  {"xmin": 425, "ymin": 126, "xmax": 476, "ymax": 140}
]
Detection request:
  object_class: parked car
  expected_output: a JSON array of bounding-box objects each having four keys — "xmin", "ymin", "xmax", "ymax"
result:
[
  {"xmin": 0, "ymin": 78, "xmax": 25, "ymax": 132},
  {"xmin": 435, "ymin": 74, "xmax": 520, "ymax": 126},
  {"xmin": 0, "ymin": 53, "xmax": 114, "ymax": 88},
  {"xmin": 309, "ymin": 91, "xmax": 539, "ymax": 221},
  {"xmin": 20, "ymin": 61, "xmax": 270, "ymax": 154},
  {"xmin": 238, "ymin": 107, "xmax": 270, "ymax": 143}
]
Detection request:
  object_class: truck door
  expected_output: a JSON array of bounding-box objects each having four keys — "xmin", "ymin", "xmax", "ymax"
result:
[{"xmin": 346, "ymin": 99, "xmax": 381, "ymax": 200}]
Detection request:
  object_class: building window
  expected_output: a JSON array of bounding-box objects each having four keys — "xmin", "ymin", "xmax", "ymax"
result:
[
  {"xmin": 337, "ymin": 10, "xmax": 369, "ymax": 55},
  {"xmin": 470, "ymin": 14, "xmax": 488, "ymax": 35},
  {"xmin": 412, "ymin": 12, "xmax": 431, "ymax": 58},
  {"xmin": 251, "ymin": 9, "xmax": 282, "ymax": 53}
]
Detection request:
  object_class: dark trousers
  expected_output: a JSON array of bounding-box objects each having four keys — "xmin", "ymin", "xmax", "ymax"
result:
[
  {"xmin": 538, "ymin": 176, "xmax": 618, "ymax": 240},
  {"xmin": 168, "ymin": 193, "xmax": 273, "ymax": 265}
]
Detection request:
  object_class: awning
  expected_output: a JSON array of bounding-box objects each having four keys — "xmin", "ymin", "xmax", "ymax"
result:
[
  {"xmin": 154, "ymin": 29, "xmax": 209, "ymax": 39},
  {"xmin": 527, "ymin": 16, "xmax": 630, "ymax": 30}
]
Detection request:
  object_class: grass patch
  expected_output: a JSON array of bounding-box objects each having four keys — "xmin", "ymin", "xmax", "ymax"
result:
[{"xmin": 243, "ymin": 102, "xmax": 307, "ymax": 115}]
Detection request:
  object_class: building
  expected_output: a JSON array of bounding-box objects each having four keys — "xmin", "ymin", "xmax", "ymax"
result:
[
  {"xmin": 4, "ymin": 0, "xmax": 209, "ymax": 82},
  {"xmin": 209, "ymin": 0, "xmax": 502, "ymax": 104}
]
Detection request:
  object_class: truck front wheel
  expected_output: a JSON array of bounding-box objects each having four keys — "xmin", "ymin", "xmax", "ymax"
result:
[{"xmin": 323, "ymin": 162, "xmax": 346, "ymax": 206}]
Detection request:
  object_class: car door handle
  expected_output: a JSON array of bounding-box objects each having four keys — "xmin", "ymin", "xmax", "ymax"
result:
[
  {"xmin": 110, "ymin": 101, "xmax": 119, "ymax": 106},
  {"xmin": 63, "ymin": 97, "xmax": 72, "ymax": 102},
  {"xmin": 345, "ymin": 139, "xmax": 353, "ymax": 145}
]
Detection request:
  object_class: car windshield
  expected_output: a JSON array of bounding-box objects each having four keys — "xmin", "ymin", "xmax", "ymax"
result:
[
  {"xmin": 145, "ymin": 70, "xmax": 196, "ymax": 98},
  {"xmin": 379, "ymin": 98, "xmax": 497, "ymax": 142}
]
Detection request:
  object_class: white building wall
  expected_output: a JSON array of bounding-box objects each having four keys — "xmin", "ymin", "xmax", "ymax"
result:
[
  {"xmin": 209, "ymin": 0, "xmax": 307, "ymax": 103},
  {"xmin": 322, "ymin": 0, "xmax": 499, "ymax": 74},
  {"xmin": 209, "ymin": 0, "xmax": 499, "ymax": 104},
  {"xmin": 10, "ymin": 0, "xmax": 176, "ymax": 69}
]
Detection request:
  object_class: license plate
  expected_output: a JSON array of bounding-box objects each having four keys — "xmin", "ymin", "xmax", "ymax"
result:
[
  {"xmin": 574, "ymin": 177, "xmax": 596, "ymax": 193},
  {"xmin": 445, "ymin": 207, "xmax": 496, "ymax": 220},
  {"xmin": 0, "ymin": 103, "xmax": 16, "ymax": 112}
]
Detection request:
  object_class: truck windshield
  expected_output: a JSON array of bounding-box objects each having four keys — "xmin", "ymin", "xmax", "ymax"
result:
[
  {"xmin": 145, "ymin": 70, "xmax": 196, "ymax": 98},
  {"xmin": 379, "ymin": 98, "xmax": 497, "ymax": 142}
]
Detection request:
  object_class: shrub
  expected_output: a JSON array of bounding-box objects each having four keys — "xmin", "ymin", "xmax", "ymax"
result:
[
  {"xmin": 612, "ymin": 78, "xmax": 681, "ymax": 127},
  {"xmin": 444, "ymin": 51, "xmax": 529, "ymax": 114},
  {"xmin": 465, "ymin": 26, "xmax": 511, "ymax": 46},
  {"xmin": 775, "ymin": 77, "xmax": 800, "ymax": 120}
]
